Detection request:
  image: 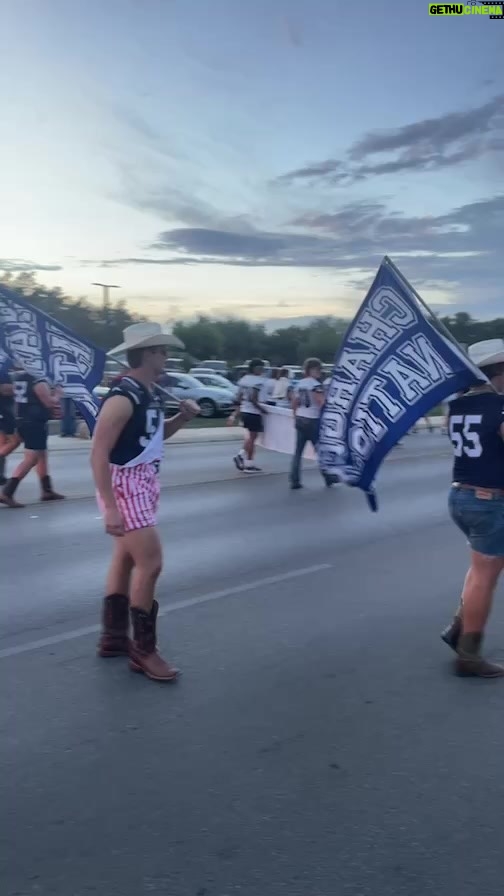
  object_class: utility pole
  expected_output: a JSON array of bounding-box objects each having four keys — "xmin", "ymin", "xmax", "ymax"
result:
[{"xmin": 91, "ymin": 282, "xmax": 121, "ymax": 326}]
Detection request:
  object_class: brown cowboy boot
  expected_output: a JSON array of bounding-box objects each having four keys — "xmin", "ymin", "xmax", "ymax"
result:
[
  {"xmin": 455, "ymin": 632, "xmax": 504, "ymax": 678},
  {"xmin": 40, "ymin": 475, "xmax": 65, "ymax": 502},
  {"xmin": 0, "ymin": 477, "xmax": 24, "ymax": 508},
  {"xmin": 97, "ymin": 594, "xmax": 130, "ymax": 657},
  {"xmin": 129, "ymin": 600, "xmax": 179, "ymax": 682}
]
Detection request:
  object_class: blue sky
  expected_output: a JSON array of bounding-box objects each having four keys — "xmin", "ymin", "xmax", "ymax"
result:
[{"xmin": 1, "ymin": 0, "xmax": 502, "ymax": 326}]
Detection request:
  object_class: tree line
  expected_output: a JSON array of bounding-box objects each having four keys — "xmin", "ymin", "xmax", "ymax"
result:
[{"xmin": 1, "ymin": 273, "xmax": 503, "ymax": 367}]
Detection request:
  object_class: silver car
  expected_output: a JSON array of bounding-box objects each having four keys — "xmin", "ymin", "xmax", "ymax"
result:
[
  {"xmin": 158, "ymin": 372, "xmax": 235, "ymax": 418},
  {"xmin": 191, "ymin": 371, "xmax": 239, "ymax": 398}
]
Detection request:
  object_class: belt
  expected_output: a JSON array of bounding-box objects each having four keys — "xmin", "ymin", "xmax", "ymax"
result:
[{"xmin": 452, "ymin": 482, "xmax": 504, "ymax": 499}]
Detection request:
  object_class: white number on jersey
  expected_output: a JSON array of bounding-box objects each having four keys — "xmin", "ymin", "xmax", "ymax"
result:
[
  {"xmin": 449, "ymin": 414, "xmax": 483, "ymax": 458},
  {"xmin": 13, "ymin": 381, "xmax": 28, "ymax": 403},
  {"xmin": 139, "ymin": 408, "xmax": 160, "ymax": 448}
]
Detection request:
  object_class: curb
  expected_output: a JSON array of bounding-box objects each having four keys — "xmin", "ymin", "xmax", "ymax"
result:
[{"xmin": 44, "ymin": 417, "xmax": 445, "ymax": 452}]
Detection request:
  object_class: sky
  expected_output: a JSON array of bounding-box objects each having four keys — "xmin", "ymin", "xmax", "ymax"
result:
[{"xmin": 0, "ymin": 0, "xmax": 502, "ymax": 327}]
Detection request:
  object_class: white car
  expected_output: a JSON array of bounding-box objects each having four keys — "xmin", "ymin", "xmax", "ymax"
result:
[{"xmin": 191, "ymin": 371, "xmax": 238, "ymax": 397}]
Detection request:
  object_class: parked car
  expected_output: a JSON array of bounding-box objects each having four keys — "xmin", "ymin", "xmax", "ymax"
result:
[
  {"xmin": 157, "ymin": 372, "xmax": 235, "ymax": 418},
  {"xmin": 191, "ymin": 372, "xmax": 239, "ymax": 397},
  {"xmin": 200, "ymin": 360, "xmax": 230, "ymax": 377},
  {"xmin": 189, "ymin": 366, "xmax": 223, "ymax": 377}
]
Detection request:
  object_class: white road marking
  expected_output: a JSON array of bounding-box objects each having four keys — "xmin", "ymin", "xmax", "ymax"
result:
[{"xmin": 0, "ymin": 563, "xmax": 332, "ymax": 660}]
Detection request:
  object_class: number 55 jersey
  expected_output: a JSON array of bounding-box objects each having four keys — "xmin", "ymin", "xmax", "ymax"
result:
[
  {"xmin": 448, "ymin": 391, "xmax": 504, "ymax": 489},
  {"xmin": 101, "ymin": 376, "xmax": 164, "ymax": 468}
]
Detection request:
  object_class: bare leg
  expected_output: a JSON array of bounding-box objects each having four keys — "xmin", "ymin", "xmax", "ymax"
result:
[
  {"xmin": 124, "ymin": 527, "xmax": 163, "ymax": 612},
  {"xmin": 12, "ymin": 449, "xmax": 39, "ymax": 481},
  {"xmin": 461, "ymin": 552, "xmax": 504, "ymax": 634},
  {"xmin": 124, "ymin": 527, "xmax": 178, "ymax": 681},
  {"xmin": 105, "ymin": 538, "xmax": 134, "ymax": 596}
]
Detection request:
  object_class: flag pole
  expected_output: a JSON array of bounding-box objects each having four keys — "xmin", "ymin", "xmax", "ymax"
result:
[{"xmin": 107, "ymin": 353, "xmax": 184, "ymax": 409}]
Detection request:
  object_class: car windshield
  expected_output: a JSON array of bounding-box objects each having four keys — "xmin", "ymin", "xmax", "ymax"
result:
[
  {"xmin": 174, "ymin": 374, "xmax": 201, "ymax": 389},
  {"xmin": 199, "ymin": 375, "xmax": 231, "ymax": 389}
]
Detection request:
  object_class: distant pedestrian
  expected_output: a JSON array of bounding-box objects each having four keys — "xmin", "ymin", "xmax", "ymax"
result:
[
  {"xmin": 0, "ymin": 364, "xmax": 20, "ymax": 485},
  {"xmin": 290, "ymin": 358, "xmax": 333, "ymax": 490},
  {"xmin": 273, "ymin": 367, "xmax": 290, "ymax": 405},
  {"xmin": 230, "ymin": 359, "xmax": 267, "ymax": 473},
  {"xmin": 60, "ymin": 396, "xmax": 77, "ymax": 437},
  {"xmin": 0, "ymin": 371, "xmax": 64, "ymax": 508}
]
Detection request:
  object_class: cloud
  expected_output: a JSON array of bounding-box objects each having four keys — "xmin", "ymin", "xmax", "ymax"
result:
[
  {"xmin": 277, "ymin": 94, "xmax": 504, "ymax": 184},
  {"xmin": 0, "ymin": 259, "xmax": 62, "ymax": 273},
  {"xmin": 93, "ymin": 193, "xmax": 503, "ymax": 299}
]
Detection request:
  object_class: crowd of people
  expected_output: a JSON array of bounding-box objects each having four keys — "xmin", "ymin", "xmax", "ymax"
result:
[{"xmin": 2, "ymin": 322, "xmax": 504, "ymax": 682}]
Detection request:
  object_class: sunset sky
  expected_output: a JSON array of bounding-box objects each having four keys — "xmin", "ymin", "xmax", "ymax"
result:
[{"xmin": 1, "ymin": 0, "xmax": 502, "ymax": 327}]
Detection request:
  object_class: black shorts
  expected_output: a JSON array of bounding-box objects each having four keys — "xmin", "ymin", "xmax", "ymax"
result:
[
  {"xmin": 17, "ymin": 421, "xmax": 48, "ymax": 451},
  {"xmin": 241, "ymin": 412, "xmax": 263, "ymax": 434},
  {"xmin": 0, "ymin": 410, "xmax": 16, "ymax": 436}
]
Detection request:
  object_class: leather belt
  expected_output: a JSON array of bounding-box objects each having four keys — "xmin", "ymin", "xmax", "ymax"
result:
[{"xmin": 452, "ymin": 482, "xmax": 504, "ymax": 499}]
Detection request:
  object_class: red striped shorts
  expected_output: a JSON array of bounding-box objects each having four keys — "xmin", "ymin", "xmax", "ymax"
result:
[{"xmin": 97, "ymin": 462, "xmax": 161, "ymax": 532}]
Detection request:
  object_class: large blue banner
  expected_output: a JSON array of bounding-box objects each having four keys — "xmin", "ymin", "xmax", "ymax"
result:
[
  {"xmin": 318, "ymin": 258, "xmax": 485, "ymax": 510},
  {"xmin": 0, "ymin": 285, "xmax": 105, "ymax": 433}
]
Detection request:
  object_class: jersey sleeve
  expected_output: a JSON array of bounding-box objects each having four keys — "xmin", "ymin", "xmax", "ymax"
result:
[{"xmin": 107, "ymin": 379, "xmax": 143, "ymax": 409}]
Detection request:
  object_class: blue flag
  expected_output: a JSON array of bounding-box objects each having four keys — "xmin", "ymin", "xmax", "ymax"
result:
[
  {"xmin": 318, "ymin": 257, "xmax": 485, "ymax": 510},
  {"xmin": 0, "ymin": 285, "xmax": 105, "ymax": 433}
]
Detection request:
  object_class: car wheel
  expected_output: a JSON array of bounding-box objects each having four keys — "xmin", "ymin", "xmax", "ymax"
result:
[{"xmin": 198, "ymin": 398, "xmax": 217, "ymax": 418}]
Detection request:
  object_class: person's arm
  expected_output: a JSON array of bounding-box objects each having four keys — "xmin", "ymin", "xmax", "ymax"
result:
[
  {"xmin": 0, "ymin": 383, "xmax": 13, "ymax": 396},
  {"xmin": 227, "ymin": 387, "xmax": 243, "ymax": 425},
  {"xmin": 34, "ymin": 380, "xmax": 61, "ymax": 417},
  {"xmin": 313, "ymin": 387, "xmax": 325, "ymax": 410},
  {"xmin": 164, "ymin": 400, "xmax": 199, "ymax": 439},
  {"xmin": 90, "ymin": 395, "xmax": 133, "ymax": 532},
  {"xmin": 251, "ymin": 386, "xmax": 267, "ymax": 414}
]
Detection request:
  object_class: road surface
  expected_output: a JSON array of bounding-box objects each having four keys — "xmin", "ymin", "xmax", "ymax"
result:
[{"xmin": 2, "ymin": 434, "xmax": 504, "ymax": 896}]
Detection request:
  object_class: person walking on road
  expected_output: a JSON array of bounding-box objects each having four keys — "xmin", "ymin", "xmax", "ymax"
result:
[
  {"xmin": 0, "ymin": 370, "xmax": 64, "ymax": 508},
  {"xmin": 0, "ymin": 364, "xmax": 20, "ymax": 485},
  {"xmin": 91, "ymin": 323, "xmax": 199, "ymax": 683},
  {"xmin": 442, "ymin": 339, "xmax": 504, "ymax": 677},
  {"xmin": 230, "ymin": 358, "xmax": 267, "ymax": 474},
  {"xmin": 290, "ymin": 358, "xmax": 333, "ymax": 491}
]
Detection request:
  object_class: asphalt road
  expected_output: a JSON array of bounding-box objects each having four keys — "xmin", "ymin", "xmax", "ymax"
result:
[{"xmin": 2, "ymin": 434, "xmax": 504, "ymax": 896}]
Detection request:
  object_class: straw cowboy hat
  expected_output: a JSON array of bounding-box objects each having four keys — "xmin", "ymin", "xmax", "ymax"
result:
[
  {"xmin": 468, "ymin": 339, "xmax": 504, "ymax": 369},
  {"xmin": 108, "ymin": 322, "xmax": 184, "ymax": 356}
]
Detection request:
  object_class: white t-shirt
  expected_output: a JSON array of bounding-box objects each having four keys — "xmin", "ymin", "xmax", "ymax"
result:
[
  {"xmin": 273, "ymin": 376, "xmax": 290, "ymax": 401},
  {"xmin": 294, "ymin": 376, "xmax": 324, "ymax": 419},
  {"xmin": 239, "ymin": 374, "xmax": 264, "ymax": 415}
]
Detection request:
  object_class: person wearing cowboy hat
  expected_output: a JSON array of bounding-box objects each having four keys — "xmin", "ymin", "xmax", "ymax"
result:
[
  {"xmin": 441, "ymin": 339, "xmax": 504, "ymax": 677},
  {"xmin": 91, "ymin": 322, "xmax": 199, "ymax": 682}
]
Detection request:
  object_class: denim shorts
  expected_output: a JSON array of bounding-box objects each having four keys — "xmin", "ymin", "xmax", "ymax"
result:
[{"xmin": 449, "ymin": 486, "xmax": 504, "ymax": 557}]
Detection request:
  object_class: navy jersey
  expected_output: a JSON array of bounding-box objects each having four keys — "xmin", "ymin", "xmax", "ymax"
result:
[
  {"xmin": 0, "ymin": 368, "xmax": 14, "ymax": 416},
  {"xmin": 449, "ymin": 390, "xmax": 504, "ymax": 489},
  {"xmin": 13, "ymin": 372, "xmax": 51, "ymax": 423},
  {"xmin": 102, "ymin": 376, "xmax": 164, "ymax": 466}
]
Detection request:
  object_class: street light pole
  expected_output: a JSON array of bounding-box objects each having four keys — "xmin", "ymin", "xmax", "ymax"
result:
[{"xmin": 91, "ymin": 282, "xmax": 121, "ymax": 325}]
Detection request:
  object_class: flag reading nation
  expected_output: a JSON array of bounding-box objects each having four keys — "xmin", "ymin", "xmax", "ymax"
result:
[
  {"xmin": 318, "ymin": 257, "xmax": 486, "ymax": 510},
  {"xmin": 0, "ymin": 285, "xmax": 106, "ymax": 432}
]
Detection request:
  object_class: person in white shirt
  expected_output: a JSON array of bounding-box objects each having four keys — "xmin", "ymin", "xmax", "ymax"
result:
[
  {"xmin": 272, "ymin": 368, "xmax": 290, "ymax": 405},
  {"xmin": 290, "ymin": 358, "xmax": 333, "ymax": 490},
  {"xmin": 228, "ymin": 359, "xmax": 267, "ymax": 473}
]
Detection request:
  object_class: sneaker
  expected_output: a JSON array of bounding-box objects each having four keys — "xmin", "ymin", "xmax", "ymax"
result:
[
  {"xmin": 244, "ymin": 465, "xmax": 262, "ymax": 473},
  {"xmin": 233, "ymin": 454, "xmax": 245, "ymax": 471}
]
